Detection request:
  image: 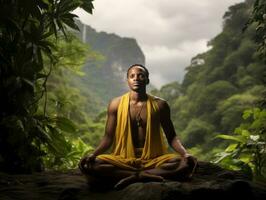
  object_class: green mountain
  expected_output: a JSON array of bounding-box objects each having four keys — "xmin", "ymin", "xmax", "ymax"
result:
[
  {"xmin": 73, "ymin": 20, "xmax": 145, "ymax": 114},
  {"xmin": 152, "ymin": 0, "xmax": 265, "ymax": 159}
]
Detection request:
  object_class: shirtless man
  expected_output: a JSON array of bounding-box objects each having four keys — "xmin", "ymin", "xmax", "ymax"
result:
[{"xmin": 79, "ymin": 64, "xmax": 197, "ymax": 189}]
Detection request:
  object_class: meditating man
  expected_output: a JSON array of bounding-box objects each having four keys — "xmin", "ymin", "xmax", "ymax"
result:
[{"xmin": 79, "ymin": 64, "xmax": 197, "ymax": 189}]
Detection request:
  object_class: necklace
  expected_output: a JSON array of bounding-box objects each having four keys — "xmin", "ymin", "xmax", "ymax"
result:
[
  {"xmin": 130, "ymin": 101, "xmax": 145, "ymax": 127},
  {"xmin": 136, "ymin": 102, "xmax": 145, "ymax": 127}
]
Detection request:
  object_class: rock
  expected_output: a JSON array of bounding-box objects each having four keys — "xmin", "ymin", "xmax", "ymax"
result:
[{"xmin": 0, "ymin": 161, "xmax": 265, "ymax": 200}]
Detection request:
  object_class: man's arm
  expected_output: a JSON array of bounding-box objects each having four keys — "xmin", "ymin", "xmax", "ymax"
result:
[
  {"xmin": 86, "ymin": 97, "xmax": 120, "ymax": 160},
  {"xmin": 158, "ymin": 99, "xmax": 190, "ymax": 158}
]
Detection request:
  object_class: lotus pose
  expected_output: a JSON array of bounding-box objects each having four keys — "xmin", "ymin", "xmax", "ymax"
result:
[{"xmin": 79, "ymin": 64, "xmax": 197, "ymax": 189}]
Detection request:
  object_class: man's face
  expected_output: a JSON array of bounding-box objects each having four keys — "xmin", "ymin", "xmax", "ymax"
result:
[{"xmin": 127, "ymin": 66, "xmax": 148, "ymax": 91}]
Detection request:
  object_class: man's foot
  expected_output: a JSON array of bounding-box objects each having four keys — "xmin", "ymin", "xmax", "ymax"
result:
[
  {"xmin": 139, "ymin": 171, "xmax": 165, "ymax": 182},
  {"xmin": 114, "ymin": 174, "xmax": 139, "ymax": 190},
  {"xmin": 114, "ymin": 171, "xmax": 165, "ymax": 190}
]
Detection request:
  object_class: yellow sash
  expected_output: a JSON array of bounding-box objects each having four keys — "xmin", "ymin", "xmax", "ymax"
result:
[{"xmin": 97, "ymin": 93, "xmax": 178, "ymax": 170}]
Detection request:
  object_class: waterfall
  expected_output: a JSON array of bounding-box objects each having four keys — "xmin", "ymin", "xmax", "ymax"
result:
[{"xmin": 82, "ymin": 23, "xmax": 86, "ymax": 43}]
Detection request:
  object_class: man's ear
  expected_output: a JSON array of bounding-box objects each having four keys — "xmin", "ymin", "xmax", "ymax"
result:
[{"xmin": 146, "ymin": 78, "xmax": 150, "ymax": 85}]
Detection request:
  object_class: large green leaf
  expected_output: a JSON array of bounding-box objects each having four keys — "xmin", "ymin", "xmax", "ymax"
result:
[
  {"xmin": 215, "ymin": 134, "xmax": 246, "ymax": 143},
  {"xmin": 54, "ymin": 117, "xmax": 77, "ymax": 133},
  {"xmin": 80, "ymin": 0, "xmax": 94, "ymax": 14},
  {"xmin": 225, "ymin": 143, "xmax": 238, "ymax": 152}
]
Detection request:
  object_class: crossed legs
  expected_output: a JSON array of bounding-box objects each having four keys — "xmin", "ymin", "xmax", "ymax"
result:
[{"xmin": 79, "ymin": 156, "xmax": 197, "ymax": 189}]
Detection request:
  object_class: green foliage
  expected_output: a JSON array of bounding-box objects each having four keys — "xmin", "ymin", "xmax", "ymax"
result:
[
  {"xmin": 192, "ymin": 81, "xmax": 237, "ymax": 117},
  {"xmin": 181, "ymin": 119, "xmax": 215, "ymax": 148},
  {"xmin": 213, "ymin": 108, "xmax": 266, "ymax": 178},
  {"xmin": 0, "ymin": 0, "xmax": 94, "ymax": 172},
  {"xmin": 41, "ymin": 33, "xmax": 104, "ymax": 119},
  {"xmin": 245, "ymin": 0, "xmax": 266, "ymax": 109},
  {"xmin": 153, "ymin": 0, "xmax": 265, "ymax": 163},
  {"xmin": 43, "ymin": 137, "xmax": 93, "ymax": 171},
  {"xmin": 246, "ymin": 0, "xmax": 266, "ymax": 62},
  {"xmin": 151, "ymin": 82, "xmax": 182, "ymax": 104},
  {"xmin": 72, "ymin": 23, "xmax": 145, "ymax": 107},
  {"xmin": 38, "ymin": 28, "xmax": 117, "ymax": 170},
  {"xmin": 216, "ymin": 86, "xmax": 262, "ymax": 132},
  {"xmin": 38, "ymin": 32, "xmax": 105, "ymax": 170},
  {"xmin": 182, "ymin": 61, "xmax": 203, "ymax": 91}
]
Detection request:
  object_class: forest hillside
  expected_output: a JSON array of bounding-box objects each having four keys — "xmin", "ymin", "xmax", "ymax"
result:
[
  {"xmin": 72, "ymin": 20, "xmax": 146, "ymax": 115},
  {"xmin": 151, "ymin": 0, "xmax": 265, "ymax": 178},
  {"xmin": 0, "ymin": 0, "xmax": 265, "ymax": 182}
]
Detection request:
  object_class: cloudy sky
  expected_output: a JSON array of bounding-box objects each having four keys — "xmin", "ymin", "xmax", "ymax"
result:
[{"xmin": 74, "ymin": 0, "xmax": 244, "ymax": 88}]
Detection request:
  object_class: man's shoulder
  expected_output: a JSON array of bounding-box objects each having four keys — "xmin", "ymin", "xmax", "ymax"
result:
[
  {"xmin": 110, "ymin": 95, "xmax": 122, "ymax": 105},
  {"xmin": 108, "ymin": 95, "xmax": 122, "ymax": 113},
  {"xmin": 149, "ymin": 94, "xmax": 168, "ymax": 109},
  {"xmin": 150, "ymin": 94, "xmax": 167, "ymax": 104}
]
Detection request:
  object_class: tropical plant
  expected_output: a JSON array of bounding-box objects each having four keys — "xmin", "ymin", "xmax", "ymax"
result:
[
  {"xmin": 0, "ymin": 0, "xmax": 94, "ymax": 172},
  {"xmin": 43, "ymin": 137, "xmax": 94, "ymax": 171},
  {"xmin": 39, "ymin": 33, "xmax": 105, "ymax": 170},
  {"xmin": 213, "ymin": 108, "xmax": 266, "ymax": 178},
  {"xmin": 246, "ymin": 0, "xmax": 266, "ymax": 61}
]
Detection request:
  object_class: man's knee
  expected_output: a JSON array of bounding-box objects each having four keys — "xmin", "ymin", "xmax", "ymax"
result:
[
  {"xmin": 94, "ymin": 158, "xmax": 107, "ymax": 164},
  {"xmin": 159, "ymin": 162, "xmax": 179, "ymax": 170},
  {"xmin": 166, "ymin": 156, "xmax": 180, "ymax": 163}
]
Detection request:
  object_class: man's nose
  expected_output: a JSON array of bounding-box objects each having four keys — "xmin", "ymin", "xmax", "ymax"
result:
[
  {"xmin": 134, "ymin": 75, "xmax": 140, "ymax": 81},
  {"xmin": 133, "ymin": 77, "xmax": 138, "ymax": 81}
]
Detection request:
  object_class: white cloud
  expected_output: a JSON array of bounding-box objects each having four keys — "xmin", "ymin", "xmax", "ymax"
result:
[
  {"xmin": 74, "ymin": 0, "xmax": 244, "ymax": 88},
  {"xmin": 143, "ymin": 39, "xmax": 210, "ymax": 87}
]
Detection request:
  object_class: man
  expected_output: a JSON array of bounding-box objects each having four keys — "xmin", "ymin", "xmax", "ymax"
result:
[{"xmin": 79, "ymin": 64, "xmax": 197, "ymax": 189}]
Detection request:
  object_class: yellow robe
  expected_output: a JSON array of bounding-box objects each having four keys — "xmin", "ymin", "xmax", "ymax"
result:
[{"xmin": 97, "ymin": 92, "xmax": 178, "ymax": 170}]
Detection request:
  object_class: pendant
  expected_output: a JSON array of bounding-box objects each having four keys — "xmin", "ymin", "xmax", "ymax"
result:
[{"xmin": 137, "ymin": 118, "xmax": 142, "ymax": 127}]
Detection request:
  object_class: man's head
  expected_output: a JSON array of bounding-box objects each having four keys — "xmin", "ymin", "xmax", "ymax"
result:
[
  {"xmin": 127, "ymin": 64, "xmax": 149, "ymax": 85},
  {"xmin": 127, "ymin": 64, "xmax": 149, "ymax": 92}
]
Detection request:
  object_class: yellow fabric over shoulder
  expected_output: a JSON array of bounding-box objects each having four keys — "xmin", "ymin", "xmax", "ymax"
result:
[{"xmin": 97, "ymin": 92, "xmax": 178, "ymax": 170}]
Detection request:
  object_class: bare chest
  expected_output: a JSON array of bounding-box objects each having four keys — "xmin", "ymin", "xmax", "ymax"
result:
[
  {"xmin": 129, "ymin": 103, "xmax": 147, "ymax": 147},
  {"xmin": 129, "ymin": 103, "xmax": 147, "ymax": 126}
]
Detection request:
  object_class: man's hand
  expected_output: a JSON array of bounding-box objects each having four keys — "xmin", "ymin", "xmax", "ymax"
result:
[
  {"xmin": 85, "ymin": 154, "xmax": 97, "ymax": 163},
  {"xmin": 178, "ymin": 154, "xmax": 197, "ymax": 171},
  {"xmin": 181, "ymin": 154, "xmax": 197, "ymax": 165},
  {"xmin": 78, "ymin": 154, "xmax": 96, "ymax": 172},
  {"xmin": 179, "ymin": 154, "xmax": 198, "ymax": 177}
]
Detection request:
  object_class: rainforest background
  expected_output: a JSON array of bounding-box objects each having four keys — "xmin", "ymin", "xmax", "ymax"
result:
[{"xmin": 0, "ymin": 0, "xmax": 265, "ymax": 181}]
